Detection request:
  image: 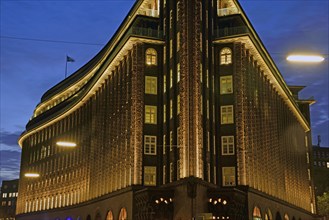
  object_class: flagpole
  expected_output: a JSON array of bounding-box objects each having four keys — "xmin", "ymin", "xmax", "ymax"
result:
[{"xmin": 65, "ymin": 55, "xmax": 68, "ymax": 78}]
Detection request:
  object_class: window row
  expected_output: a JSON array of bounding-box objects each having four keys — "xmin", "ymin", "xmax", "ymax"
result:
[
  {"xmin": 24, "ymin": 190, "xmax": 82, "ymax": 213},
  {"xmin": 1, "ymin": 192, "xmax": 18, "ymax": 198}
]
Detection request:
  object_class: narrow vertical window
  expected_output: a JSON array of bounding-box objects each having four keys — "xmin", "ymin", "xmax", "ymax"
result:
[
  {"xmin": 163, "ymin": 135, "xmax": 166, "ymax": 154},
  {"xmin": 220, "ymin": 76, "xmax": 233, "ymax": 94},
  {"xmin": 146, "ymin": 48, "xmax": 157, "ymax": 65},
  {"xmin": 170, "ymin": 40, "xmax": 173, "ymax": 58},
  {"xmin": 177, "ymin": 95, "xmax": 180, "ymax": 114},
  {"xmin": 170, "ymin": 100, "xmax": 173, "ymax": 118},
  {"xmin": 145, "ymin": 105, "xmax": 157, "ymax": 124},
  {"xmin": 176, "ymin": 2, "xmax": 180, "ymax": 21},
  {"xmin": 222, "ymin": 167, "xmax": 236, "ymax": 186},
  {"xmin": 144, "ymin": 166, "xmax": 156, "ymax": 186},
  {"xmin": 220, "ymin": 47, "xmax": 232, "ymax": 65},
  {"xmin": 177, "ymin": 160, "xmax": 180, "ymax": 180},
  {"xmin": 221, "ymin": 105, "xmax": 234, "ymax": 124},
  {"xmin": 145, "ymin": 76, "xmax": 158, "ymax": 94},
  {"xmin": 163, "ymin": 45, "xmax": 166, "ymax": 63},
  {"xmin": 177, "ymin": 63, "xmax": 181, "ymax": 82},
  {"xmin": 163, "ymin": 104, "xmax": 166, "ymax": 123},
  {"xmin": 163, "ymin": 165, "xmax": 166, "ymax": 184},
  {"xmin": 170, "ymin": 69, "xmax": 173, "ymax": 88},
  {"xmin": 170, "ymin": 162, "xmax": 173, "ymax": 182},
  {"xmin": 170, "ymin": 10, "xmax": 173, "ymax": 29},
  {"xmin": 144, "ymin": 136, "xmax": 157, "ymax": 155},
  {"xmin": 200, "ymin": 63, "xmax": 203, "ymax": 82},
  {"xmin": 164, "ymin": 75, "xmax": 166, "ymax": 93},
  {"xmin": 221, "ymin": 136, "xmax": 235, "ymax": 155},
  {"xmin": 177, "ymin": 127, "xmax": 180, "ymax": 149},
  {"xmin": 170, "ymin": 131, "xmax": 173, "ymax": 151},
  {"xmin": 207, "ymin": 132, "xmax": 210, "ymax": 152},
  {"xmin": 177, "ymin": 32, "xmax": 180, "ymax": 51}
]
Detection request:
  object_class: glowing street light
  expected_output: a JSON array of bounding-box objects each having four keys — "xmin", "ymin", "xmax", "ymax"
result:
[
  {"xmin": 286, "ymin": 55, "xmax": 325, "ymax": 63},
  {"xmin": 56, "ymin": 141, "xmax": 77, "ymax": 148},
  {"xmin": 24, "ymin": 173, "xmax": 40, "ymax": 178}
]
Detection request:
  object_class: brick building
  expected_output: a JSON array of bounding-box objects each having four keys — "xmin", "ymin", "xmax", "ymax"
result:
[{"xmin": 16, "ymin": 0, "xmax": 318, "ymax": 219}]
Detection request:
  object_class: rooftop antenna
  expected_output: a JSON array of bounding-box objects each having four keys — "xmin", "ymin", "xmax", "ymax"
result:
[{"xmin": 317, "ymin": 135, "xmax": 321, "ymax": 147}]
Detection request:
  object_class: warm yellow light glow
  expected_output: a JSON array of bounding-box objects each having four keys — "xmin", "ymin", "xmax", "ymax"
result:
[
  {"xmin": 286, "ymin": 55, "xmax": 325, "ymax": 63},
  {"xmin": 24, "ymin": 173, "xmax": 40, "ymax": 178},
  {"xmin": 56, "ymin": 141, "xmax": 77, "ymax": 147}
]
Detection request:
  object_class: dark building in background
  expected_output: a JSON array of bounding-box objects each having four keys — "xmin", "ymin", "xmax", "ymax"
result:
[
  {"xmin": 312, "ymin": 145, "xmax": 329, "ymax": 196},
  {"xmin": 16, "ymin": 0, "xmax": 318, "ymax": 219},
  {"xmin": 0, "ymin": 179, "xmax": 19, "ymax": 220}
]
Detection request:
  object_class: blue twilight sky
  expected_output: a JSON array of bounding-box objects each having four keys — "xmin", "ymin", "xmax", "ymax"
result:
[{"xmin": 0, "ymin": 0, "xmax": 328, "ymax": 183}]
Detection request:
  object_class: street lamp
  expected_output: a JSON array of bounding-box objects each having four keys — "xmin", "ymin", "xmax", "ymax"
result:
[
  {"xmin": 24, "ymin": 173, "xmax": 40, "ymax": 178},
  {"xmin": 56, "ymin": 141, "xmax": 77, "ymax": 148},
  {"xmin": 286, "ymin": 54, "xmax": 325, "ymax": 63}
]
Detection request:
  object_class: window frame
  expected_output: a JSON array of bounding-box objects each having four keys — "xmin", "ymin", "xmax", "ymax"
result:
[
  {"xmin": 145, "ymin": 105, "xmax": 157, "ymax": 124},
  {"xmin": 220, "ymin": 105, "xmax": 234, "ymax": 124},
  {"xmin": 221, "ymin": 136, "xmax": 235, "ymax": 155},
  {"xmin": 222, "ymin": 167, "xmax": 236, "ymax": 186},
  {"xmin": 144, "ymin": 166, "xmax": 157, "ymax": 186},
  {"xmin": 145, "ymin": 48, "xmax": 157, "ymax": 66},
  {"xmin": 145, "ymin": 76, "xmax": 158, "ymax": 95},
  {"xmin": 144, "ymin": 135, "xmax": 157, "ymax": 155},
  {"xmin": 220, "ymin": 75, "xmax": 233, "ymax": 94},
  {"xmin": 220, "ymin": 47, "xmax": 232, "ymax": 65}
]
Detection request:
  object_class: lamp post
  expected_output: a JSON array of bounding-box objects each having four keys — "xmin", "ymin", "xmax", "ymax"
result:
[
  {"xmin": 56, "ymin": 141, "xmax": 77, "ymax": 148},
  {"xmin": 286, "ymin": 54, "xmax": 325, "ymax": 63},
  {"xmin": 24, "ymin": 173, "xmax": 40, "ymax": 178}
]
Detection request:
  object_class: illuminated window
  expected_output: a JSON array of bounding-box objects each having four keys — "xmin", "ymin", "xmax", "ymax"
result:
[
  {"xmin": 177, "ymin": 95, "xmax": 180, "ymax": 114},
  {"xmin": 265, "ymin": 209, "xmax": 272, "ymax": 220},
  {"xmin": 164, "ymin": 75, "xmax": 166, "ymax": 93},
  {"xmin": 170, "ymin": 100, "xmax": 173, "ymax": 118},
  {"xmin": 144, "ymin": 166, "xmax": 156, "ymax": 186},
  {"xmin": 222, "ymin": 167, "xmax": 236, "ymax": 186},
  {"xmin": 177, "ymin": 63, "xmax": 180, "ymax": 82},
  {"xmin": 253, "ymin": 206, "xmax": 262, "ymax": 220},
  {"xmin": 327, "ymin": 162, "xmax": 329, "ymax": 168},
  {"xmin": 2, "ymin": 193, "xmax": 7, "ymax": 198},
  {"xmin": 220, "ymin": 47, "xmax": 232, "ymax": 65},
  {"xmin": 164, "ymin": 104, "xmax": 166, "ymax": 123},
  {"xmin": 221, "ymin": 105, "xmax": 234, "ymax": 124},
  {"xmin": 177, "ymin": 32, "xmax": 180, "ymax": 51},
  {"xmin": 163, "ymin": 135, "xmax": 166, "ymax": 154},
  {"xmin": 106, "ymin": 211, "xmax": 113, "ymax": 220},
  {"xmin": 144, "ymin": 136, "xmax": 157, "ymax": 155},
  {"xmin": 220, "ymin": 76, "xmax": 233, "ymax": 94},
  {"xmin": 284, "ymin": 214, "xmax": 289, "ymax": 220},
  {"xmin": 170, "ymin": 131, "xmax": 173, "ymax": 151},
  {"xmin": 170, "ymin": 39, "xmax": 173, "ymax": 58},
  {"xmin": 170, "ymin": 69, "xmax": 173, "ymax": 88},
  {"xmin": 222, "ymin": 136, "xmax": 234, "ymax": 155},
  {"xmin": 163, "ymin": 46, "xmax": 166, "ymax": 63},
  {"xmin": 146, "ymin": 48, "xmax": 157, "ymax": 65},
  {"xmin": 119, "ymin": 208, "xmax": 127, "ymax": 220},
  {"xmin": 145, "ymin": 76, "xmax": 157, "ymax": 94},
  {"xmin": 170, "ymin": 10, "xmax": 172, "ymax": 29},
  {"xmin": 145, "ymin": 106, "xmax": 157, "ymax": 124}
]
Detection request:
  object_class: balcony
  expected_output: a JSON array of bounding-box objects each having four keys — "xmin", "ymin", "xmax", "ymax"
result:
[
  {"xmin": 217, "ymin": 7, "xmax": 239, "ymax": 17},
  {"xmin": 129, "ymin": 26, "xmax": 163, "ymax": 39},
  {"xmin": 214, "ymin": 26, "xmax": 249, "ymax": 39}
]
